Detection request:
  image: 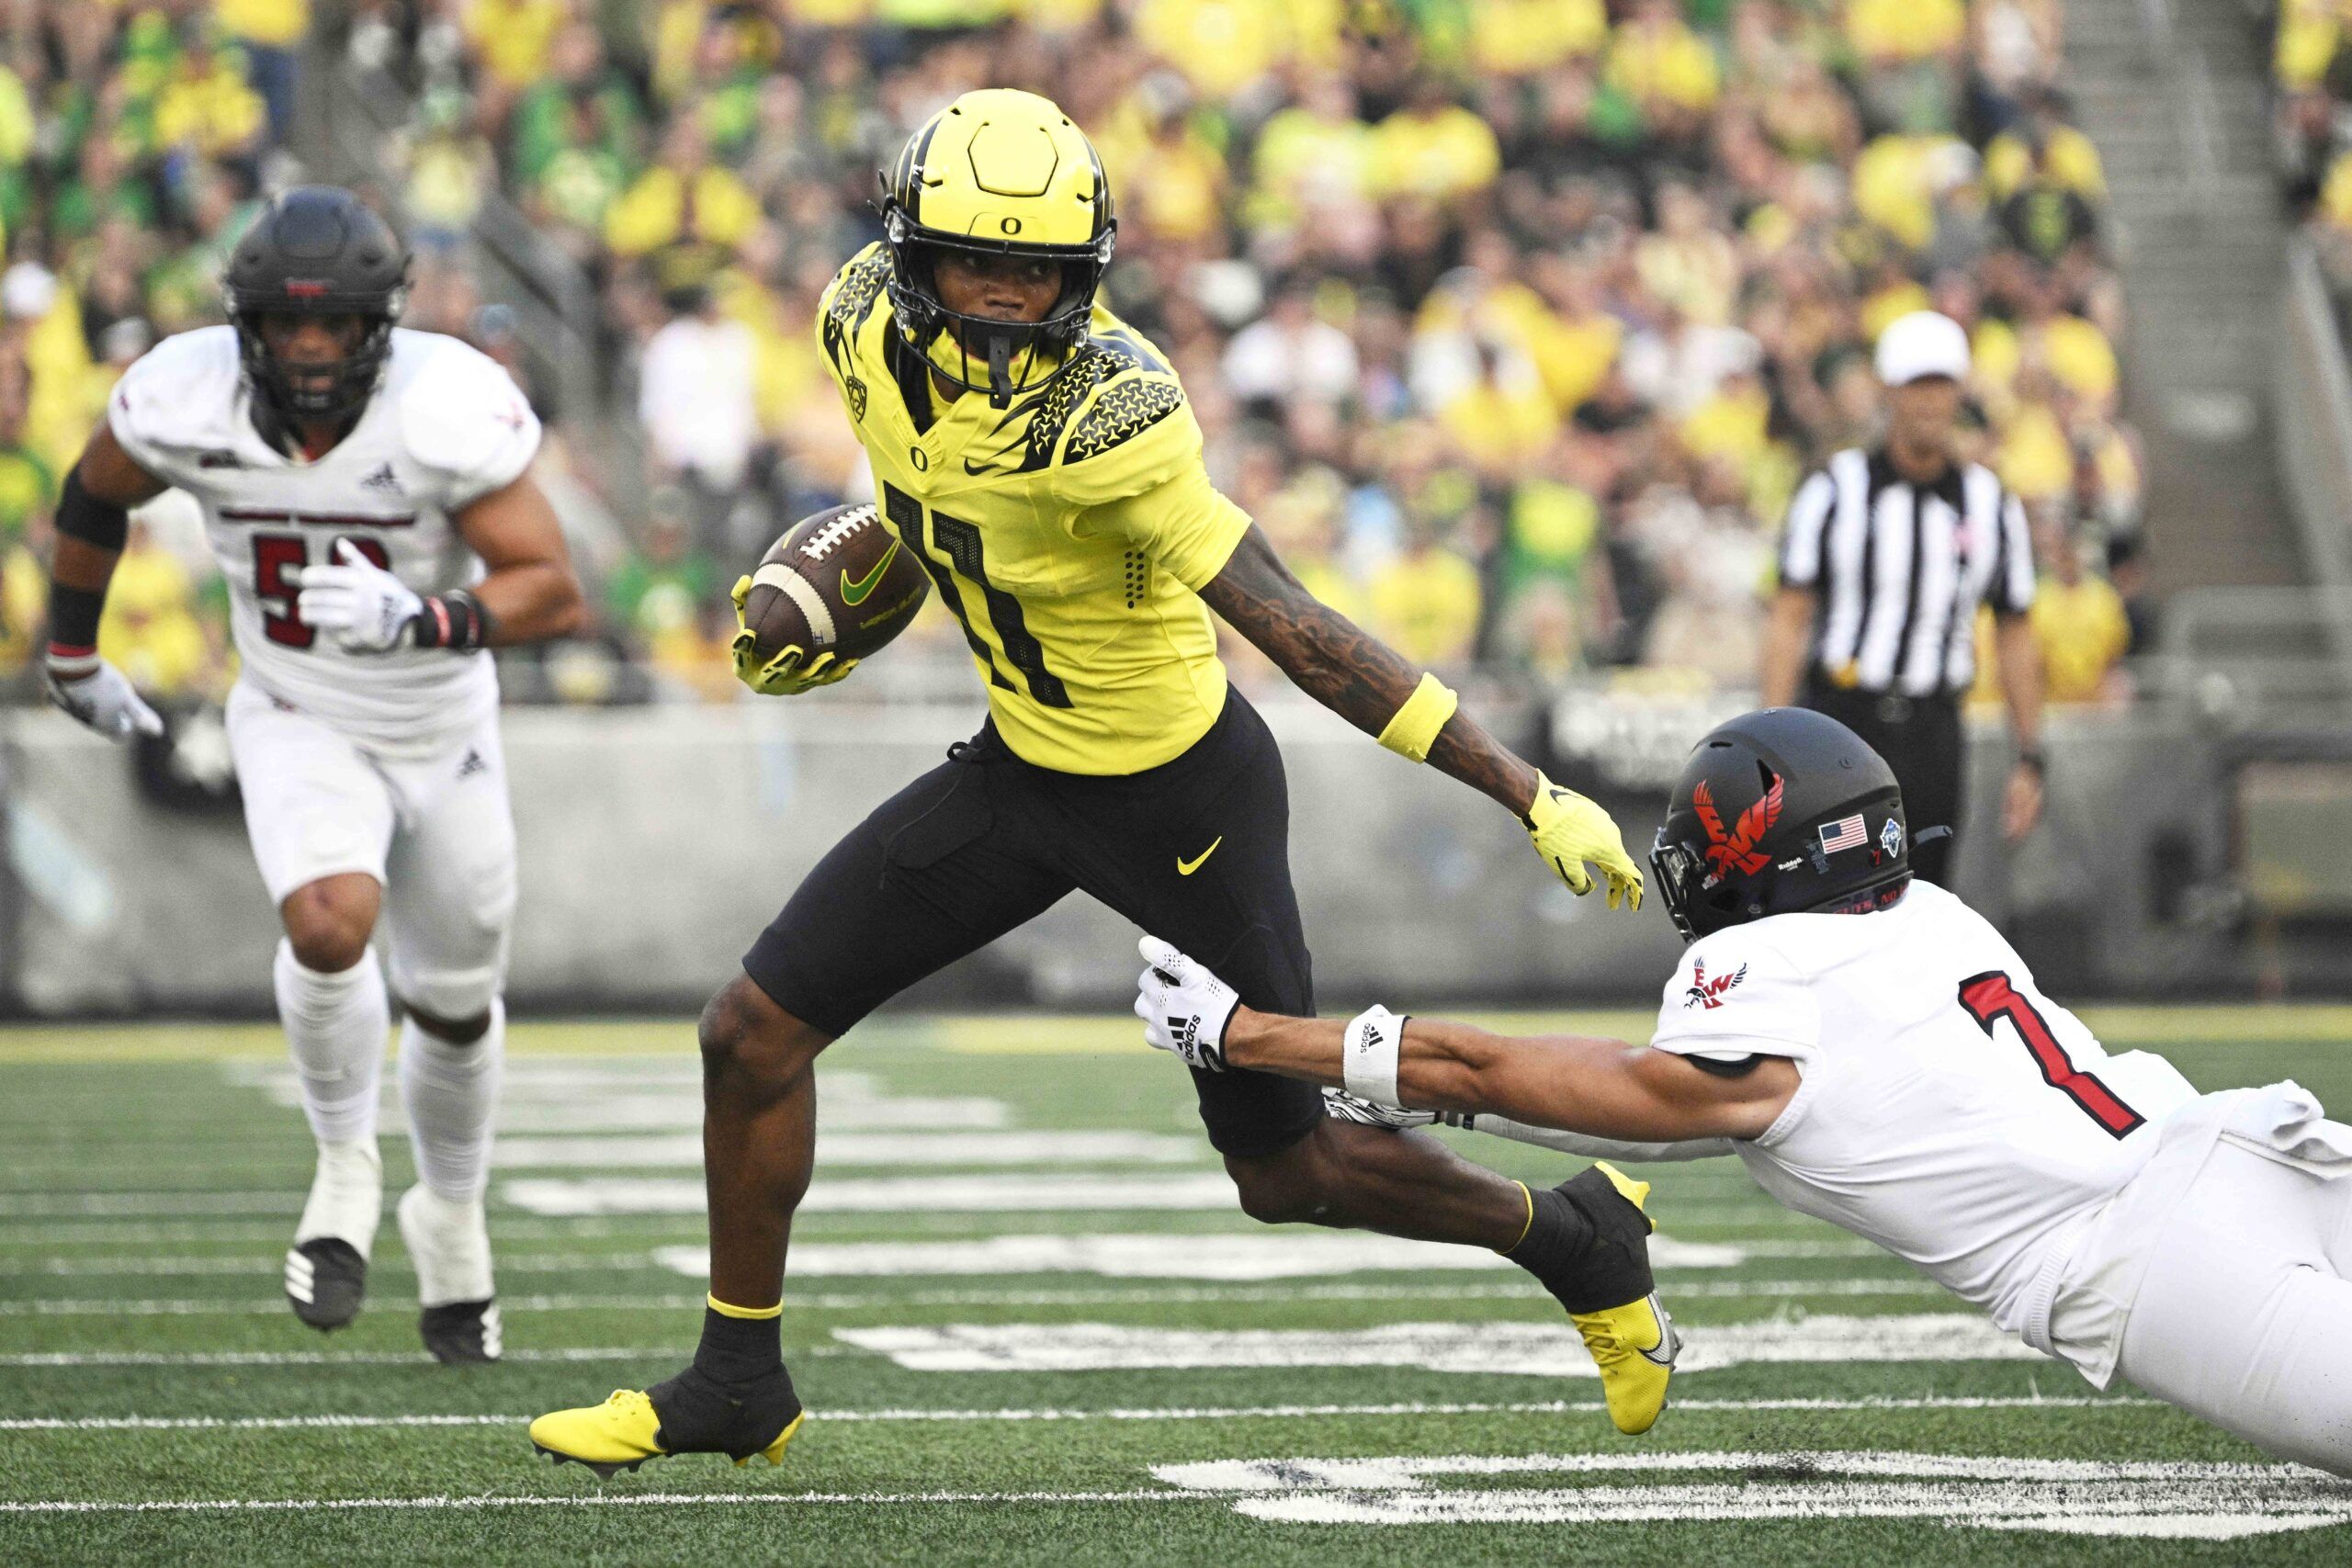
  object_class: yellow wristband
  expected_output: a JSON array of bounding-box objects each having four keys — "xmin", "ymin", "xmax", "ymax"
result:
[
  {"xmin": 707, "ymin": 1292, "xmax": 784, "ymax": 1320},
  {"xmin": 1375, "ymin": 672, "xmax": 1459, "ymax": 763}
]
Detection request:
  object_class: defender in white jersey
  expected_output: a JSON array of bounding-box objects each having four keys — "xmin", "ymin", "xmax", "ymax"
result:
[
  {"xmin": 1138, "ymin": 707, "xmax": 2352, "ymax": 1473},
  {"xmin": 42, "ymin": 188, "xmax": 583, "ymax": 1362}
]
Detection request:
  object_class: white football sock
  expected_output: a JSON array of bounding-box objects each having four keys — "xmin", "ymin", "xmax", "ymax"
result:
[
  {"xmin": 399, "ymin": 998, "xmax": 504, "ymax": 1204},
  {"xmin": 294, "ymin": 1136, "xmax": 383, "ymax": 1255},
  {"xmin": 273, "ymin": 938, "xmax": 389, "ymax": 1146},
  {"xmin": 398, "ymin": 1184, "xmax": 494, "ymax": 1306}
]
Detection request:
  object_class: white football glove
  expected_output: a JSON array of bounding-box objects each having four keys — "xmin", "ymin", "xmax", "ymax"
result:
[
  {"xmin": 294, "ymin": 539, "xmax": 421, "ymax": 653},
  {"xmin": 44, "ymin": 655, "xmax": 163, "ymax": 741},
  {"xmin": 1323, "ymin": 1088, "xmax": 1446, "ymax": 1129},
  {"xmin": 1133, "ymin": 935, "xmax": 1239, "ymax": 1073}
]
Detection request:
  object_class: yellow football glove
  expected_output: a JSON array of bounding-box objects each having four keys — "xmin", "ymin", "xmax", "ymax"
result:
[
  {"xmin": 729, "ymin": 574, "xmax": 859, "ymax": 695},
  {"xmin": 1524, "ymin": 770, "xmax": 1645, "ymax": 910}
]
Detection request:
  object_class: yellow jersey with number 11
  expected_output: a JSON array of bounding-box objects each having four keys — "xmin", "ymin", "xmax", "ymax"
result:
[{"xmin": 814, "ymin": 243, "xmax": 1250, "ymax": 775}]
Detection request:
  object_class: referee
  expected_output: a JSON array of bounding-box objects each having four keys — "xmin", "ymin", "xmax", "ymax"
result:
[{"xmin": 1759, "ymin": 310, "xmax": 2045, "ymax": 886}]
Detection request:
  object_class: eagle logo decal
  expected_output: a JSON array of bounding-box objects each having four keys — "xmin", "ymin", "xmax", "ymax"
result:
[
  {"xmin": 1693, "ymin": 773, "xmax": 1784, "ymax": 884},
  {"xmin": 1684, "ymin": 958, "xmax": 1749, "ymax": 1010}
]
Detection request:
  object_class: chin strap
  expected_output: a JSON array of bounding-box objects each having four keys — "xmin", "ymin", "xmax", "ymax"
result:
[{"xmin": 985, "ymin": 333, "xmax": 1013, "ymax": 408}]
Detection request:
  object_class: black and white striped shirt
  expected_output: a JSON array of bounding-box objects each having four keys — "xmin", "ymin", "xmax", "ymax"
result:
[{"xmin": 1778, "ymin": 448, "xmax": 2036, "ymax": 698}]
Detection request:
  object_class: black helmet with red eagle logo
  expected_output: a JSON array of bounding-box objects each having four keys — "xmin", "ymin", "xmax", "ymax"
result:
[
  {"xmin": 1651, "ymin": 708, "xmax": 1911, "ymax": 942},
  {"xmin": 223, "ymin": 186, "xmax": 410, "ymax": 425}
]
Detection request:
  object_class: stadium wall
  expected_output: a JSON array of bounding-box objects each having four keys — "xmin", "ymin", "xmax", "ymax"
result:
[{"xmin": 0, "ymin": 696, "xmax": 2316, "ymax": 1017}]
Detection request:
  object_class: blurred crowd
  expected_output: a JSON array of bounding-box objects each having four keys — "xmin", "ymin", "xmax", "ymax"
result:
[
  {"xmin": 2279, "ymin": 0, "xmax": 2352, "ymax": 288},
  {"xmin": 0, "ymin": 0, "xmax": 304, "ymax": 705},
  {"xmin": 0, "ymin": 1, "xmax": 2151, "ymax": 716}
]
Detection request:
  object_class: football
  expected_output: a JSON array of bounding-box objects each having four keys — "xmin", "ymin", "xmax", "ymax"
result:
[{"xmin": 736, "ymin": 502, "xmax": 930, "ymax": 665}]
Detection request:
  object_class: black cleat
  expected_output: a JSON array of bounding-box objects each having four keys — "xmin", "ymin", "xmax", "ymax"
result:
[
  {"xmin": 284, "ymin": 1238, "xmax": 367, "ymax": 1331},
  {"xmin": 419, "ymin": 1299, "xmax": 503, "ymax": 1365}
]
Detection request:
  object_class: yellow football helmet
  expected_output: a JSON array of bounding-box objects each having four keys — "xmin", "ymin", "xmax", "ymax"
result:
[{"xmin": 878, "ymin": 88, "xmax": 1115, "ymax": 406}]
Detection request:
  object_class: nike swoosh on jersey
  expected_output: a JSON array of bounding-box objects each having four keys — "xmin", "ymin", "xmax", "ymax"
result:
[
  {"xmin": 840, "ymin": 541, "xmax": 902, "ymax": 606},
  {"xmin": 962, "ymin": 457, "xmax": 1006, "ymax": 476},
  {"xmin": 1177, "ymin": 836, "xmax": 1223, "ymax": 876}
]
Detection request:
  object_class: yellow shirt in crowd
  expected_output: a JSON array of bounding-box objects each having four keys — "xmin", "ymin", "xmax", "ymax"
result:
[
  {"xmin": 1471, "ymin": 0, "xmax": 1607, "ymax": 74},
  {"xmin": 1846, "ymin": 0, "xmax": 1966, "ymax": 62},
  {"xmin": 217, "ymin": 0, "xmax": 309, "ymax": 47},
  {"xmin": 2031, "ymin": 574, "xmax": 2131, "ymax": 704},
  {"xmin": 1371, "ymin": 106, "xmax": 1503, "ymax": 202},
  {"xmin": 1369, "ymin": 547, "xmax": 1482, "ymax": 668}
]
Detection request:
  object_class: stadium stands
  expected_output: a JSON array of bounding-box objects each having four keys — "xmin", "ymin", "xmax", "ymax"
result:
[{"xmin": 0, "ymin": 2, "xmax": 2148, "ymax": 711}]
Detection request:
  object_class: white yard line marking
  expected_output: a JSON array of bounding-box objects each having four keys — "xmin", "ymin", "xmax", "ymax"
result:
[
  {"xmin": 0, "ymin": 1348, "xmax": 778, "ymax": 1368},
  {"xmin": 840, "ymin": 1314, "xmax": 2039, "ymax": 1376},
  {"xmin": 0, "ymin": 1490, "xmax": 1200, "ymax": 1516},
  {"xmin": 498, "ymin": 1174, "xmax": 1236, "ymax": 1216},
  {"xmin": 8, "ymin": 1236, "xmax": 1882, "ymax": 1277},
  {"xmin": 1155, "ymin": 1450, "xmax": 2327, "ymax": 1491},
  {"xmin": 494, "ymin": 1173, "xmax": 1815, "ymax": 1222},
  {"xmin": 641, "ymin": 1231, "xmax": 1755, "ymax": 1280},
  {"xmin": 1155, "ymin": 1450, "xmax": 2352, "ymax": 1540},
  {"xmin": 495, "ymin": 1131, "xmax": 1207, "ymax": 1169},
  {"xmin": 0, "ymin": 1396, "xmax": 2163, "ymax": 1432},
  {"xmin": 225, "ymin": 1065, "xmax": 1016, "ymax": 1134},
  {"xmin": 0, "ymin": 1278, "xmax": 1950, "ymax": 1315}
]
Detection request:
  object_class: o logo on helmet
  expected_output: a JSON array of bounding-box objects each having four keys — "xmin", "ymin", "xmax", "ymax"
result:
[
  {"xmin": 1001, "ymin": 217, "xmax": 1022, "ymax": 235},
  {"xmin": 909, "ymin": 446, "xmax": 929, "ymax": 471}
]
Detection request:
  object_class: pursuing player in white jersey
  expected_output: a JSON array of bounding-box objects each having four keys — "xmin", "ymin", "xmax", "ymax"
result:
[
  {"xmin": 41, "ymin": 187, "xmax": 583, "ymax": 1363},
  {"xmin": 1139, "ymin": 707, "xmax": 2352, "ymax": 1474}
]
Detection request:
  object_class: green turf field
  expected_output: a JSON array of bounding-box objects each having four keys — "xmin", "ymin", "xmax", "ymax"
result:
[{"xmin": 5, "ymin": 1009, "xmax": 2351, "ymax": 1565}]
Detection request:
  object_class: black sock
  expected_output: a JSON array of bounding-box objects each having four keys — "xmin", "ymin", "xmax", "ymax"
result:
[
  {"xmin": 1505, "ymin": 1171, "xmax": 1656, "ymax": 1314},
  {"xmin": 691, "ymin": 1303, "xmax": 782, "ymax": 1386}
]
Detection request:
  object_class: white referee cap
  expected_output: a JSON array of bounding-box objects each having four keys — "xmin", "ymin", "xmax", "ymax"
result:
[{"xmin": 1874, "ymin": 310, "xmax": 1971, "ymax": 386}]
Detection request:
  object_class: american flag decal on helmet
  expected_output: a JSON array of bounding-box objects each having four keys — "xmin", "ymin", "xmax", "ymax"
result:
[{"xmin": 1818, "ymin": 814, "xmax": 1868, "ymax": 853}]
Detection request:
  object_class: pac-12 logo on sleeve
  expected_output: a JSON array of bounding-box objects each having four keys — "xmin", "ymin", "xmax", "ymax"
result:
[{"xmin": 1683, "ymin": 958, "xmax": 1748, "ymax": 1010}]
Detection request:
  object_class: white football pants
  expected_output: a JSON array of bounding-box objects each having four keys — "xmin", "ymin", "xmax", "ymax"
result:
[{"xmin": 2108, "ymin": 1140, "xmax": 2352, "ymax": 1475}]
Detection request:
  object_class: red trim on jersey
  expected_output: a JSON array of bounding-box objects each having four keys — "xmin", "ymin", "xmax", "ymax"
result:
[{"xmin": 220, "ymin": 507, "xmax": 416, "ymax": 528}]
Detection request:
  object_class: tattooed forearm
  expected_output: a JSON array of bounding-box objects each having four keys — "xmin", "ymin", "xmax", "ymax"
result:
[{"xmin": 1199, "ymin": 525, "xmax": 1538, "ymax": 816}]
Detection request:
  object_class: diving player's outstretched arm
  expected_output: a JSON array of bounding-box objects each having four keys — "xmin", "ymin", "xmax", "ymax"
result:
[
  {"xmin": 1199, "ymin": 523, "xmax": 1643, "ymax": 905},
  {"xmin": 1136, "ymin": 937, "xmax": 1794, "ymax": 1143},
  {"xmin": 1235, "ymin": 1010, "xmax": 1794, "ymax": 1144},
  {"xmin": 42, "ymin": 424, "xmax": 170, "ymax": 739}
]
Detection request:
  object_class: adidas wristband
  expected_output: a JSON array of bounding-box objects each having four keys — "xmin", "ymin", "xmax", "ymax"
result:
[
  {"xmin": 408, "ymin": 589, "xmax": 493, "ymax": 651},
  {"xmin": 1341, "ymin": 1005, "xmax": 1409, "ymax": 1109}
]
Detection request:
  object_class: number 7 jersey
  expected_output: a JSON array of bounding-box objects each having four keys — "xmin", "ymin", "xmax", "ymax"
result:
[
  {"xmin": 108, "ymin": 325, "xmax": 540, "ymax": 755},
  {"xmin": 1646, "ymin": 880, "xmax": 2200, "ymax": 1340},
  {"xmin": 816, "ymin": 243, "xmax": 1251, "ymax": 775}
]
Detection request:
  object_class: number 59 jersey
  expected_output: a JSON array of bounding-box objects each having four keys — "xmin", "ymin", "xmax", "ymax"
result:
[
  {"xmin": 1647, "ymin": 880, "xmax": 2199, "ymax": 1338},
  {"xmin": 108, "ymin": 325, "xmax": 541, "ymax": 756}
]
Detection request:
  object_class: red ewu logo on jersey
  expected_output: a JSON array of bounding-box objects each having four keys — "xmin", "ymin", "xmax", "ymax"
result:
[{"xmin": 1684, "ymin": 958, "xmax": 1749, "ymax": 1010}]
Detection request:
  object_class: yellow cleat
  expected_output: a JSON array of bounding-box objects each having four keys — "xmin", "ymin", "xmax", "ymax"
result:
[
  {"xmin": 1568, "ymin": 1163, "xmax": 1679, "ymax": 1436},
  {"xmin": 529, "ymin": 1388, "xmax": 805, "ymax": 1481},
  {"xmin": 1570, "ymin": 1289, "xmax": 1679, "ymax": 1436}
]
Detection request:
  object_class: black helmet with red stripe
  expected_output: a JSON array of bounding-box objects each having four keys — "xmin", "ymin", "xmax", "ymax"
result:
[
  {"xmin": 223, "ymin": 186, "xmax": 410, "ymax": 424},
  {"xmin": 1651, "ymin": 708, "xmax": 1912, "ymax": 942}
]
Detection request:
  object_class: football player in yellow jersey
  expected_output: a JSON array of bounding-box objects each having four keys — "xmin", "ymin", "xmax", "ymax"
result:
[{"xmin": 531, "ymin": 89, "xmax": 1672, "ymax": 1477}]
